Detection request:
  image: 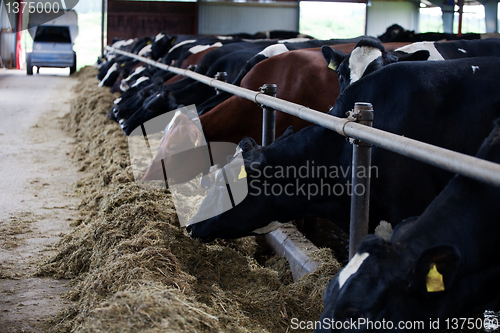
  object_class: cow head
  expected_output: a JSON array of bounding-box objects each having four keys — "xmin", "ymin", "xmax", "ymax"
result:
[
  {"xmin": 185, "ymin": 136, "xmax": 274, "ymax": 242},
  {"xmin": 322, "ymin": 38, "xmax": 429, "ymax": 92},
  {"xmin": 151, "ymin": 32, "xmax": 176, "ymax": 60},
  {"xmin": 142, "ymin": 111, "xmax": 206, "ymax": 184},
  {"xmin": 186, "ymin": 127, "xmax": 298, "ymax": 241},
  {"xmin": 315, "ymin": 235, "xmax": 461, "ymax": 332}
]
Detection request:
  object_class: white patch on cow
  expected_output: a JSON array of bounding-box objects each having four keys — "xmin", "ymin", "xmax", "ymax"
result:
[
  {"xmin": 114, "ymin": 97, "xmax": 122, "ymax": 105},
  {"xmin": 217, "ymin": 36, "xmax": 234, "ymax": 40},
  {"xmin": 252, "ymin": 221, "xmax": 286, "ymax": 234},
  {"xmin": 138, "ymin": 44, "xmax": 152, "ymax": 57},
  {"xmin": 395, "ymin": 42, "xmax": 444, "ymax": 61},
  {"xmin": 349, "ymin": 46, "xmax": 383, "ymax": 83},
  {"xmin": 121, "ymin": 66, "xmax": 147, "ymax": 91},
  {"xmin": 155, "ymin": 33, "xmax": 165, "ymax": 42},
  {"xmin": 168, "ymin": 39, "xmax": 197, "ymax": 54},
  {"xmin": 188, "ymin": 42, "xmax": 223, "ymax": 54},
  {"xmin": 338, "ymin": 252, "xmax": 370, "ymax": 289},
  {"xmin": 131, "ymin": 76, "xmax": 149, "ymax": 88},
  {"xmin": 278, "ymin": 37, "xmax": 311, "ymax": 44},
  {"xmin": 165, "ymin": 110, "xmax": 182, "ymax": 133},
  {"xmin": 112, "ymin": 38, "xmax": 135, "ymax": 49},
  {"xmin": 472, "ymin": 65, "xmax": 480, "ymax": 74},
  {"xmin": 98, "ymin": 62, "xmax": 118, "ymax": 87},
  {"xmin": 375, "ymin": 221, "xmax": 393, "ymax": 241},
  {"xmin": 258, "ymin": 44, "xmax": 290, "ymax": 58},
  {"xmin": 120, "ymin": 81, "xmax": 129, "ymax": 92},
  {"xmin": 458, "ymin": 48, "xmax": 467, "ymax": 54},
  {"xmin": 127, "ymin": 66, "xmax": 146, "ymax": 81}
]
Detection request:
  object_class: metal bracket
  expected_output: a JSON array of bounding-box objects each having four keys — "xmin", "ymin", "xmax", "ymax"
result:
[
  {"xmin": 258, "ymin": 84, "xmax": 277, "ymax": 108},
  {"xmin": 214, "ymin": 71, "xmax": 227, "ymax": 95},
  {"xmin": 344, "ymin": 103, "xmax": 374, "ymax": 146}
]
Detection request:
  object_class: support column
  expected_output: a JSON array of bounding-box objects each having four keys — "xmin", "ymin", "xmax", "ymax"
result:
[
  {"xmin": 484, "ymin": 0, "xmax": 499, "ymax": 33},
  {"xmin": 442, "ymin": 4, "xmax": 455, "ymax": 33}
]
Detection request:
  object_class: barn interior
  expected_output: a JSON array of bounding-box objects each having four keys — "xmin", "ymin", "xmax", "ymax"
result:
[{"xmin": 1, "ymin": 0, "xmax": 500, "ymax": 332}]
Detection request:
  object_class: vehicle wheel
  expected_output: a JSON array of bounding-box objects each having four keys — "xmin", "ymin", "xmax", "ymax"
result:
[
  {"xmin": 70, "ymin": 53, "xmax": 77, "ymax": 75},
  {"xmin": 26, "ymin": 53, "xmax": 33, "ymax": 75}
]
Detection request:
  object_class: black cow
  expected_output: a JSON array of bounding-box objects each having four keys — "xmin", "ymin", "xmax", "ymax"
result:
[
  {"xmin": 315, "ymin": 118, "xmax": 500, "ymax": 332},
  {"xmin": 186, "ymin": 57, "xmax": 500, "ymax": 241},
  {"xmin": 322, "ymin": 37, "xmax": 500, "ymax": 92},
  {"xmin": 378, "ymin": 24, "xmax": 480, "ymax": 43},
  {"xmin": 150, "ymin": 32, "xmax": 177, "ymax": 60}
]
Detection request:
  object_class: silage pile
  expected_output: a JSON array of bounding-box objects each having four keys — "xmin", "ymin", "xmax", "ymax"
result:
[{"xmin": 38, "ymin": 66, "xmax": 342, "ymax": 333}]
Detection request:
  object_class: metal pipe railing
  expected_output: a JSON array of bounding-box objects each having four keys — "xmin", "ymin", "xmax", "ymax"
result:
[{"xmin": 106, "ymin": 45, "xmax": 500, "ymax": 189}]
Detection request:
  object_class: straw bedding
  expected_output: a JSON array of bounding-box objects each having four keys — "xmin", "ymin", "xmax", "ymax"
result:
[{"xmin": 37, "ymin": 66, "xmax": 342, "ymax": 332}]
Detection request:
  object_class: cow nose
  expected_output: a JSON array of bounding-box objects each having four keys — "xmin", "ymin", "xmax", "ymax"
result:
[{"xmin": 186, "ymin": 224, "xmax": 193, "ymax": 236}]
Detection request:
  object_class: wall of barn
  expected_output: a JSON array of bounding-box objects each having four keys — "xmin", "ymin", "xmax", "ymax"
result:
[
  {"xmin": 198, "ymin": 1, "xmax": 299, "ymax": 35},
  {"xmin": 107, "ymin": 0, "xmax": 197, "ymax": 42},
  {"xmin": 365, "ymin": 1, "xmax": 419, "ymax": 36},
  {"xmin": 0, "ymin": 0, "xmax": 17, "ymax": 67}
]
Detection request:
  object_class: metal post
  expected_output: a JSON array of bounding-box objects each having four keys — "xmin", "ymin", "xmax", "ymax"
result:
[
  {"xmin": 214, "ymin": 71, "xmax": 227, "ymax": 95},
  {"xmin": 260, "ymin": 84, "xmax": 277, "ymax": 147},
  {"xmin": 349, "ymin": 102, "xmax": 374, "ymax": 259},
  {"xmin": 101, "ymin": 0, "xmax": 107, "ymax": 55}
]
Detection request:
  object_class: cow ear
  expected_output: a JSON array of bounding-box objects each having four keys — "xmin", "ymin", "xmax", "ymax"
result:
[
  {"xmin": 239, "ymin": 137, "xmax": 259, "ymax": 152},
  {"xmin": 396, "ymin": 50, "xmax": 430, "ymax": 62},
  {"xmin": 322, "ymin": 45, "xmax": 346, "ymax": 72},
  {"xmin": 413, "ymin": 245, "xmax": 460, "ymax": 294},
  {"xmin": 274, "ymin": 126, "xmax": 294, "ymax": 142}
]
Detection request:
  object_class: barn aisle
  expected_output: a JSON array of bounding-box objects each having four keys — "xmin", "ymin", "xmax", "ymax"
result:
[{"xmin": 0, "ymin": 69, "xmax": 80, "ymax": 332}]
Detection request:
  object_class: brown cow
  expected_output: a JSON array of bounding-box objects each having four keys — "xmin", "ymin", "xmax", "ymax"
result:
[{"xmin": 142, "ymin": 43, "xmax": 409, "ymax": 183}]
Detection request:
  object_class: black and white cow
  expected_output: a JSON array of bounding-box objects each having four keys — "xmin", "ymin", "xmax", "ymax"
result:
[
  {"xmin": 315, "ymin": 118, "xmax": 500, "ymax": 332},
  {"xmin": 322, "ymin": 38, "xmax": 429, "ymax": 92},
  {"xmin": 322, "ymin": 37, "xmax": 500, "ymax": 93},
  {"xmin": 186, "ymin": 56, "xmax": 500, "ymax": 241}
]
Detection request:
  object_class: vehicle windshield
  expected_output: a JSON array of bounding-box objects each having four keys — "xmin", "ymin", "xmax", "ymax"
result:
[{"xmin": 34, "ymin": 25, "xmax": 71, "ymax": 43}]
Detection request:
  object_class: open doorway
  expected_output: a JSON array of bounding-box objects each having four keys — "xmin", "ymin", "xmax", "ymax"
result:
[{"xmin": 299, "ymin": 1, "xmax": 366, "ymax": 39}]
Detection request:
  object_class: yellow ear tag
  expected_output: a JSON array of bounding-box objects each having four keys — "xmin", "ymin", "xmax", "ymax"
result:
[
  {"xmin": 328, "ymin": 60, "xmax": 338, "ymax": 71},
  {"xmin": 194, "ymin": 139, "xmax": 199, "ymax": 147},
  {"xmin": 426, "ymin": 263, "xmax": 445, "ymax": 292},
  {"xmin": 237, "ymin": 165, "xmax": 247, "ymax": 180}
]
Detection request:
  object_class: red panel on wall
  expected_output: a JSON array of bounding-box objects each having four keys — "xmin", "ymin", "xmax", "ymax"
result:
[{"xmin": 107, "ymin": 0, "xmax": 198, "ymax": 43}]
